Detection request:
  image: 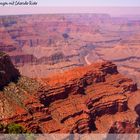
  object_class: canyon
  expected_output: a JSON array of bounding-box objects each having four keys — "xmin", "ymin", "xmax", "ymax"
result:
[
  {"xmin": 0, "ymin": 13, "xmax": 140, "ymax": 134},
  {"xmin": 0, "ymin": 53, "xmax": 140, "ymax": 134},
  {"xmin": 0, "ymin": 14, "xmax": 140, "ymax": 87}
]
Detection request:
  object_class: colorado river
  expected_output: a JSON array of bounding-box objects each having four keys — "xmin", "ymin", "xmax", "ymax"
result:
[{"xmin": 85, "ymin": 54, "xmax": 91, "ymax": 65}]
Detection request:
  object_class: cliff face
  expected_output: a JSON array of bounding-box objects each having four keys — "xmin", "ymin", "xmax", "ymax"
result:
[
  {"xmin": 1, "ymin": 14, "xmax": 140, "ymax": 85},
  {"xmin": 0, "ymin": 52, "xmax": 20, "ymax": 89},
  {"xmin": 0, "ymin": 56, "xmax": 140, "ymax": 133},
  {"xmin": 37, "ymin": 61, "xmax": 138, "ymax": 133},
  {"xmin": 108, "ymin": 121, "xmax": 139, "ymax": 133}
]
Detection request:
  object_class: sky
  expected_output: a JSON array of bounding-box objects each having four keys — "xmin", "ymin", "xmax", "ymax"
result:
[
  {"xmin": 0, "ymin": 0, "xmax": 140, "ymax": 16},
  {"xmin": 39, "ymin": 0, "xmax": 140, "ymax": 7}
]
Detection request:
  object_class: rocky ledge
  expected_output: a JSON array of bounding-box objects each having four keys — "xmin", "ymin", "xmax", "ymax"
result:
[
  {"xmin": 37, "ymin": 61, "xmax": 138, "ymax": 133},
  {"xmin": 0, "ymin": 56, "xmax": 140, "ymax": 133}
]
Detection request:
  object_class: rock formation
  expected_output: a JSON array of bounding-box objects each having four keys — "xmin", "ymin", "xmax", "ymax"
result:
[
  {"xmin": 1, "ymin": 14, "xmax": 140, "ymax": 82},
  {"xmin": 108, "ymin": 121, "xmax": 139, "ymax": 133},
  {"xmin": 0, "ymin": 54, "xmax": 139, "ymax": 134},
  {"xmin": 0, "ymin": 52, "xmax": 20, "ymax": 89}
]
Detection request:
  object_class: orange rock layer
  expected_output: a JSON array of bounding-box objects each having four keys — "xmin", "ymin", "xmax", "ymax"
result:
[{"xmin": 0, "ymin": 60, "xmax": 139, "ymax": 133}]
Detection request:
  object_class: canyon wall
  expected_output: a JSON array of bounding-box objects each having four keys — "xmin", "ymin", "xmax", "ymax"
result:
[
  {"xmin": 0, "ymin": 55, "xmax": 139, "ymax": 133},
  {"xmin": 1, "ymin": 14, "xmax": 140, "ymax": 82}
]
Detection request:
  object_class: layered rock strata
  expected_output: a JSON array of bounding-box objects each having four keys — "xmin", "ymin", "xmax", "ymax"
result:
[{"xmin": 0, "ymin": 58, "xmax": 139, "ymax": 133}]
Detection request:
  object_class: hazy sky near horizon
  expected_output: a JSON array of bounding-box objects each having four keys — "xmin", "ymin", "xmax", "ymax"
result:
[
  {"xmin": 40, "ymin": 0, "xmax": 140, "ymax": 6},
  {"xmin": 0, "ymin": 0, "xmax": 140, "ymax": 15},
  {"xmin": 0, "ymin": 0, "xmax": 140, "ymax": 6}
]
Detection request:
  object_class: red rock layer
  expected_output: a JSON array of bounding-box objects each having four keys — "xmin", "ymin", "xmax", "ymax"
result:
[{"xmin": 0, "ymin": 60, "xmax": 139, "ymax": 133}]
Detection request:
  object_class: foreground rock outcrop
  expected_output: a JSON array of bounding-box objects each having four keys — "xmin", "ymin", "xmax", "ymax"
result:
[
  {"xmin": 0, "ymin": 52, "xmax": 20, "ymax": 89},
  {"xmin": 0, "ymin": 55, "xmax": 140, "ymax": 133}
]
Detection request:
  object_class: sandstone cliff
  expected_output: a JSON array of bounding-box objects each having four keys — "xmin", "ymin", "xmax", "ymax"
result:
[
  {"xmin": 0, "ymin": 55, "xmax": 140, "ymax": 133},
  {"xmin": 1, "ymin": 14, "xmax": 140, "ymax": 85}
]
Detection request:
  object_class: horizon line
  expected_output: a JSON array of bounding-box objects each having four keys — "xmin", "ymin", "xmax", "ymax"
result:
[{"xmin": 0, "ymin": 7, "xmax": 140, "ymax": 16}]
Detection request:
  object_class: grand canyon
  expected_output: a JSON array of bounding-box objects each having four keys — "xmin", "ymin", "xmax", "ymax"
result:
[
  {"xmin": 0, "ymin": 13, "xmax": 140, "ymax": 135},
  {"xmin": 1, "ymin": 14, "xmax": 140, "ymax": 86}
]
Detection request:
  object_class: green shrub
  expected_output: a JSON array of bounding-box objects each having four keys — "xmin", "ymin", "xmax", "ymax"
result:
[
  {"xmin": 0, "ymin": 123, "xmax": 4, "ymax": 131},
  {"xmin": 6, "ymin": 123, "xmax": 26, "ymax": 134}
]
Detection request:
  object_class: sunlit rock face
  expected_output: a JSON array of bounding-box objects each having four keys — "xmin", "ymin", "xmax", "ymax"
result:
[
  {"xmin": 0, "ymin": 56, "xmax": 140, "ymax": 133},
  {"xmin": 1, "ymin": 14, "xmax": 140, "ymax": 83},
  {"xmin": 0, "ymin": 13, "xmax": 140, "ymax": 134}
]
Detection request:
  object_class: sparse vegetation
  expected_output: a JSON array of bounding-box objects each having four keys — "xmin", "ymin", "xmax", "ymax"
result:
[
  {"xmin": 16, "ymin": 76, "xmax": 40, "ymax": 93},
  {"xmin": 6, "ymin": 123, "xmax": 26, "ymax": 134},
  {"xmin": 0, "ymin": 123, "xmax": 27, "ymax": 134},
  {"xmin": 0, "ymin": 124, "xmax": 4, "ymax": 132},
  {"xmin": 0, "ymin": 51, "xmax": 5, "ymax": 57},
  {"xmin": 3, "ymin": 76, "xmax": 40, "ymax": 110}
]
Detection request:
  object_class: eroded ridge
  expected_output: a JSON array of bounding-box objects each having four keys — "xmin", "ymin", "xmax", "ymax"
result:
[{"xmin": 0, "ymin": 59, "xmax": 139, "ymax": 133}]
